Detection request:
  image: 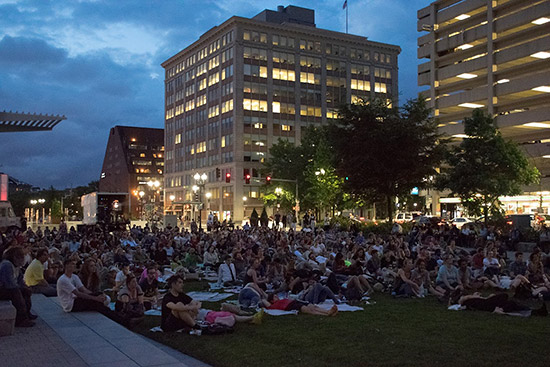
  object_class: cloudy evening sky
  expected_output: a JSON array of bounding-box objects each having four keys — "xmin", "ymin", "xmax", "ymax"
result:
[{"xmin": 0, "ymin": 0, "xmax": 427, "ymax": 189}]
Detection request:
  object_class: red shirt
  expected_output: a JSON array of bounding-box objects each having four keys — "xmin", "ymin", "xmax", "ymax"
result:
[
  {"xmin": 472, "ymin": 253, "xmax": 484, "ymax": 269},
  {"xmin": 267, "ymin": 299, "xmax": 293, "ymax": 311}
]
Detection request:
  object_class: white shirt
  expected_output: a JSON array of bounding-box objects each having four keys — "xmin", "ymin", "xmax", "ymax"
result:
[
  {"xmin": 218, "ymin": 263, "xmax": 237, "ymax": 283},
  {"xmin": 57, "ymin": 274, "xmax": 84, "ymax": 312},
  {"xmin": 115, "ymin": 270, "xmax": 127, "ymax": 285}
]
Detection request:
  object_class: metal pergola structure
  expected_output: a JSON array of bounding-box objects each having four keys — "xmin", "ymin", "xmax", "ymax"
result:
[{"xmin": 0, "ymin": 110, "xmax": 66, "ymax": 132}]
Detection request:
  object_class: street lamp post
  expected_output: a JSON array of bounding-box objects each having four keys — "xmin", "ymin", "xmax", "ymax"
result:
[
  {"xmin": 193, "ymin": 172, "xmax": 208, "ymax": 230},
  {"xmin": 139, "ymin": 191, "xmax": 145, "ymax": 220},
  {"xmin": 29, "ymin": 198, "xmax": 46, "ymax": 224},
  {"xmin": 205, "ymin": 192, "xmax": 212, "ymax": 210}
]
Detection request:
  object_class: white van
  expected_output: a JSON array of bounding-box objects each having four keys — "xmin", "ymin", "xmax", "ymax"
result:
[{"xmin": 0, "ymin": 201, "xmax": 21, "ymax": 231}]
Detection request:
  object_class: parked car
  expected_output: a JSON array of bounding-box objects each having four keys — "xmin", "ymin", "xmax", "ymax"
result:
[
  {"xmin": 450, "ymin": 217, "xmax": 473, "ymax": 229},
  {"xmin": 416, "ymin": 215, "xmax": 445, "ymax": 226},
  {"xmin": 395, "ymin": 212, "xmax": 413, "ymax": 223}
]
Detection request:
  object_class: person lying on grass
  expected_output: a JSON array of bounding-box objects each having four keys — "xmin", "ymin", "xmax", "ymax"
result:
[
  {"xmin": 455, "ymin": 292, "xmax": 548, "ymax": 317},
  {"xmin": 265, "ymin": 293, "xmax": 338, "ymax": 316},
  {"xmin": 161, "ymin": 275, "xmax": 262, "ymax": 332}
]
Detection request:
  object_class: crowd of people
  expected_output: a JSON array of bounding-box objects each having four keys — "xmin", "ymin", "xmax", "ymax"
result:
[{"xmin": 1, "ymin": 216, "xmax": 549, "ymax": 331}]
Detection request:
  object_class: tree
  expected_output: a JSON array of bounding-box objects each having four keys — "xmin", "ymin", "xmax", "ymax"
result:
[
  {"xmin": 436, "ymin": 109, "xmax": 539, "ymax": 221},
  {"xmin": 262, "ymin": 127, "xmax": 320, "ymax": 209},
  {"xmin": 51, "ymin": 199, "xmax": 62, "ymax": 224},
  {"xmin": 304, "ymin": 133, "xmax": 347, "ymax": 214},
  {"xmin": 331, "ymin": 97, "xmax": 446, "ymax": 222},
  {"xmin": 260, "ymin": 208, "xmax": 269, "ymax": 227},
  {"xmin": 250, "ymin": 208, "xmax": 259, "ymax": 227}
]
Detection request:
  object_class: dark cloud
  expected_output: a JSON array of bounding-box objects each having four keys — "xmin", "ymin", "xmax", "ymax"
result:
[
  {"xmin": 0, "ymin": 36, "xmax": 67, "ymax": 66},
  {"xmin": 0, "ymin": 0, "xmax": 421, "ymax": 189}
]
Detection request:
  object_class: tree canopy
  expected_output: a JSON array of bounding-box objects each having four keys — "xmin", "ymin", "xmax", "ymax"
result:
[
  {"xmin": 330, "ymin": 98, "xmax": 446, "ymax": 221},
  {"xmin": 436, "ymin": 109, "xmax": 539, "ymax": 218}
]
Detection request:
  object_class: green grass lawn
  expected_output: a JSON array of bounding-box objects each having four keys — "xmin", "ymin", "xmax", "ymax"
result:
[{"xmin": 135, "ymin": 282, "xmax": 550, "ymax": 367}]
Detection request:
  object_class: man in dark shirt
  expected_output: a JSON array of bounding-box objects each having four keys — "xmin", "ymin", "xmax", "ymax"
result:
[
  {"xmin": 139, "ymin": 265, "xmax": 159, "ymax": 310},
  {"xmin": 161, "ymin": 275, "xmax": 201, "ymax": 331},
  {"xmin": 509, "ymin": 252, "xmax": 527, "ymax": 277}
]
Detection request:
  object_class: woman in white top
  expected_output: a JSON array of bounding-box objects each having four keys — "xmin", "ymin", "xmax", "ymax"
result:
[
  {"xmin": 483, "ymin": 251, "xmax": 501, "ymax": 278},
  {"xmin": 203, "ymin": 245, "xmax": 220, "ymax": 269}
]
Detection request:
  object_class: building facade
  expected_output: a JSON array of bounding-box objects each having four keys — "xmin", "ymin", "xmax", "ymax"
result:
[
  {"xmin": 99, "ymin": 126, "xmax": 164, "ymax": 219},
  {"xmin": 418, "ymin": 0, "xmax": 550, "ymax": 214},
  {"xmin": 162, "ymin": 5, "xmax": 400, "ymax": 223}
]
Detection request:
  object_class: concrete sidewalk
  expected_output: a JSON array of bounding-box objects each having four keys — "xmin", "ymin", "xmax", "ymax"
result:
[{"xmin": 0, "ymin": 295, "xmax": 210, "ymax": 367}]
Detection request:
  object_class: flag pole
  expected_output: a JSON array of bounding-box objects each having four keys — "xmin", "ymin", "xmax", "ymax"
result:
[{"xmin": 346, "ymin": 1, "xmax": 348, "ymax": 34}]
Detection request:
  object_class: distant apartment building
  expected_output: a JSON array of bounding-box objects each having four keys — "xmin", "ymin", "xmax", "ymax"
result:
[
  {"xmin": 99, "ymin": 126, "xmax": 164, "ymax": 218},
  {"xmin": 162, "ymin": 5, "xmax": 400, "ymax": 222},
  {"xmin": 418, "ymin": 0, "xmax": 550, "ymax": 213}
]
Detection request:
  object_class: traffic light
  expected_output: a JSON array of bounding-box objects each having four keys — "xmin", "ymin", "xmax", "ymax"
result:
[
  {"xmin": 245, "ymin": 174, "xmax": 251, "ymax": 184},
  {"xmin": 266, "ymin": 175, "xmax": 272, "ymax": 185},
  {"xmin": 216, "ymin": 168, "xmax": 221, "ymax": 180},
  {"xmin": 226, "ymin": 172, "xmax": 231, "ymax": 183},
  {"xmin": 194, "ymin": 192, "xmax": 199, "ymax": 201}
]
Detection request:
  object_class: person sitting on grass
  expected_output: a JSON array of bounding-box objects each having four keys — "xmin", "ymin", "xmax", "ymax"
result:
[
  {"xmin": 161, "ymin": 274, "xmax": 202, "ymax": 332},
  {"xmin": 24, "ymin": 248, "xmax": 57, "ymax": 297},
  {"xmin": 139, "ymin": 264, "xmax": 159, "ymax": 310},
  {"xmin": 266, "ymin": 293, "xmax": 338, "ymax": 316},
  {"xmin": 57, "ymin": 259, "xmax": 116, "ymax": 319},
  {"xmin": 458, "ymin": 258, "xmax": 501, "ymax": 291},
  {"xmin": 116, "ymin": 274, "xmax": 145, "ymax": 326},
  {"xmin": 0, "ymin": 246, "xmax": 36, "ymax": 327},
  {"xmin": 509, "ymin": 252, "xmax": 527, "ymax": 278},
  {"xmin": 435, "ymin": 255, "xmax": 463, "ymax": 294},
  {"xmin": 162, "ymin": 275, "xmax": 262, "ymax": 332},
  {"xmin": 411, "ymin": 258, "xmax": 445, "ymax": 297},
  {"xmin": 299, "ymin": 276, "xmax": 340, "ymax": 304},
  {"xmin": 217, "ymin": 255, "xmax": 240, "ymax": 287},
  {"xmin": 393, "ymin": 258, "xmax": 421, "ymax": 298}
]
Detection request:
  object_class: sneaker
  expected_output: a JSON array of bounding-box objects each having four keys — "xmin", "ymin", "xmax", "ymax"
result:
[{"xmin": 252, "ymin": 309, "xmax": 264, "ymax": 325}]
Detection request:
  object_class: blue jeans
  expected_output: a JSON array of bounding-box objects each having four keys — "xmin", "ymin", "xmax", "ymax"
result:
[{"xmin": 239, "ymin": 287, "xmax": 260, "ymax": 308}]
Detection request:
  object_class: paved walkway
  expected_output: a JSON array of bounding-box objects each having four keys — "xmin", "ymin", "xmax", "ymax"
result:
[{"xmin": 0, "ymin": 295, "xmax": 210, "ymax": 367}]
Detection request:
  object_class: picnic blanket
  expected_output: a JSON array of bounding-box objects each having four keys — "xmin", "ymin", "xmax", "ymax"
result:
[
  {"xmin": 448, "ymin": 304, "xmax": 466, "ymax": 311},
  {"xmin": 317, "ymin": 301, "xmax": 364, "ymax": 312},
  {"xmin": 144, "ymin": 309, "xmax": 162, "ymax": 316},
  {"xmin": 187, "ymin": 291, "xmax": 234, "ymax": 302},
  {"xmin": 208, "ymin": 282, "xmax": 243, "ymax": 294},
  {"xmin": 263, "ymin": 309, "xmax": 299, "ymax": 316}
]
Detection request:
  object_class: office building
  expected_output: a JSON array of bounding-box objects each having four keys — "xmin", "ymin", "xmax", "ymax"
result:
[
  {"xmin": 99, "ymin": 126, "xmax": 164, "ymax": 219},
  {"xmin": 418, "ymin": 0, "xmax": 550, "ymax": 213},
  {"xmin": 163, "ymin": 5, "xmax": 400, "ymax": 223}
]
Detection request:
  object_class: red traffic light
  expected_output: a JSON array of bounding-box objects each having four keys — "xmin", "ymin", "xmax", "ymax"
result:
[
  {"xmin": 245, "ymin": 174, "xmax": 251, "ymax": 184},
  {"xmin": 266, "ymin": 175, "xmax": 271, "ymax": 184},
  {"xmin": 226, "ymin": 172, "xmax": 231, "ymax": 183}
]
